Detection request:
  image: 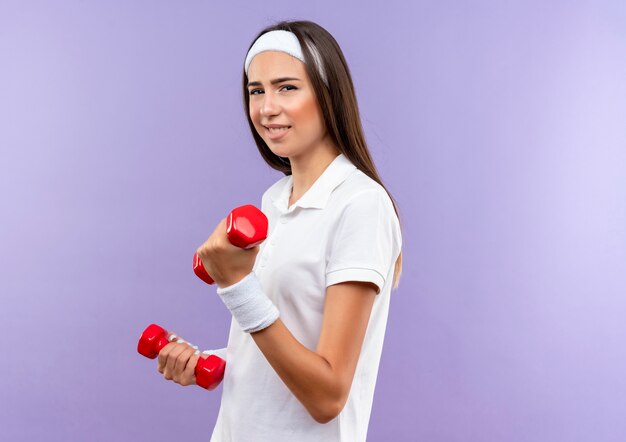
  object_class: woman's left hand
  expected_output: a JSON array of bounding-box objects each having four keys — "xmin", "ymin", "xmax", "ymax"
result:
[{"xmin": 196, "ymin": 217, "xmax": 260, "ymax": 288}]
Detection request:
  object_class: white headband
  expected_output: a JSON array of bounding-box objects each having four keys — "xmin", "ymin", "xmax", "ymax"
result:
[{"xmin": 244, "ymin": 30, "xmax": 329, "ymax": 87}]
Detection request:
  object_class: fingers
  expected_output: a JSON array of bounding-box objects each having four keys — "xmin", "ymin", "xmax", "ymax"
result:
[
  {"xmin": 182, "ymin": 352, "xmax": 200, "ymax": 386},
  {"xmin": 164, "ymin": 344, "xmax": 187, "ymax": 379},
  {"xmin": 157, "ymin": 337, "xmax": 201, "ymax": 387},
  {"xmin": 157, "ymin": 342, "xmax": 176, "ymax": 374},
  {"xmin": 172, "ymin": 345, "xmax": 194, "ymax": 375},
  {"xmin": 156, "ymin": 332, "xmax": 182, "ymax": 372}
]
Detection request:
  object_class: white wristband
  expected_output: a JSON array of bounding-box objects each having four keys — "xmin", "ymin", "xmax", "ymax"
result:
[{"xmin": 216, "ymin": 272, "xmax": 279, "ymax": 333}]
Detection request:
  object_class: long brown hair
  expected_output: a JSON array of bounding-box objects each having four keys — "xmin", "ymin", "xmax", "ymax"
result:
[{"xmin": 242, "ymin": 20, "xmax": 403, "ymax": 290}]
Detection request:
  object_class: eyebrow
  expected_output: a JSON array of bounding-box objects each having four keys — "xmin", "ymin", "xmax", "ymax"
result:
[{"xmin": 247, "ymin": 77, "xmax": 301, "ymax": 88}]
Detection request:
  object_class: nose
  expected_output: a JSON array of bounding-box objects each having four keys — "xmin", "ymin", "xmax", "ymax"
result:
[{"xmin": 259, "ymin": 91, "xmax": 280, "ymax": 118}]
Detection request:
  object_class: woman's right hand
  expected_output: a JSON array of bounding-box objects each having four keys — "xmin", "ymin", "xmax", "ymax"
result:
[{"xmin": 157, "ymin": 333, "xmax": 202, "ymax": 387}]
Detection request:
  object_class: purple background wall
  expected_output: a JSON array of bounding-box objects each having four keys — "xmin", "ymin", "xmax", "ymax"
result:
[{"xmin": 1, "ymin": 1, "xmax": 625, "ymax": 441}]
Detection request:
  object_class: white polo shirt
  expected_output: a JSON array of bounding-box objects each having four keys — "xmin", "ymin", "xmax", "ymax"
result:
[{"xmin": 210, "ymin": 153, "xmax": 402, "ymax": 442}]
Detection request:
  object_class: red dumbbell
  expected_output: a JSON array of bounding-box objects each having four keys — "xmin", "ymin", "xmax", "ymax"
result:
[
  {"xmin": 193, "ymin": 204, "xmax": 268, "ymax": 285},
  {"xmin": 137, "ymin": 323, "xmax": 226, "ymax": 390}
]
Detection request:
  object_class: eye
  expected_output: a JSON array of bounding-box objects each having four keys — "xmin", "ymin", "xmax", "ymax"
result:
[{"xmin": 249, "ymin": 85, "xmax": 297, "ymax": 95}]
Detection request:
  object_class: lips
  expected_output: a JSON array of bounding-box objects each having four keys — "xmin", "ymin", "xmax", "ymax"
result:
[{"xmin": 265, "ymin": 125, "xmax": 291, "ymax": 140}]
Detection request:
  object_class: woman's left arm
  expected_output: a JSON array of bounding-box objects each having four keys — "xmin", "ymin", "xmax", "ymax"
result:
[
  {"xmin": 250, "ymin": 280, "xmax": 377, "ymax": 424},
  {"xmin": 196, "ymin": 211, "xmax": 383, "ymax": 423}
]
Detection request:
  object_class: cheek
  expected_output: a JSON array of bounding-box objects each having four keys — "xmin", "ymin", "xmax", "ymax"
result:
[
  {"xmin": 249, "ymin": 105, "xmax": 258, "ymax": 123},
  {"xmin": 249, "ymin": 108, "xmax": 263, "ymax": 132},
  {"xmin": 287, "ymin": 99, "xmax": 319, "ymax": 129}
]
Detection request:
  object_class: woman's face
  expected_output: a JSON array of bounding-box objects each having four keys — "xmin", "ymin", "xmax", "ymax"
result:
[{"xmin": 247, "ymin": 51, "xmax": 327, "ymax": 159}]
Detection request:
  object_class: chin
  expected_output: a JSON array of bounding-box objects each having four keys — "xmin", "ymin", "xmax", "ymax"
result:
[{"xmin": 267, "ymin": 146, "xmax": 292, "ymax": 158}]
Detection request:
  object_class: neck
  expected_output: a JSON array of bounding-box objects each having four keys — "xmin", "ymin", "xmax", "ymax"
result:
[{"xmin": 288, "ymin": 137, "xmax": 340, "ymax": 204}]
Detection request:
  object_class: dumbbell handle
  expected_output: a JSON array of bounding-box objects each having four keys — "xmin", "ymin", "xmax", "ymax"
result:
[
  {"xmin": 193, "ymin": 204, "xmax": 268, "ymax": 285},
  {"xmin": 137, "ymin": 323, "xmax": 226, "ymax": 390}
]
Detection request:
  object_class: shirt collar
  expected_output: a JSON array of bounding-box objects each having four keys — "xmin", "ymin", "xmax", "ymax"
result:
[{"xmin": 272, "ymin": 153, "xmax": 357, "ymax": 213}]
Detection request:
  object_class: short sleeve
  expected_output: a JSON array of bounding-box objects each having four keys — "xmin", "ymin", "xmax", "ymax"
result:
[
  {"xmin": 325, "ymin": 190, "xmax": 400, "ymax": 295},
  {"xmin": 261, "ymin": 189, "xmax": 268, "ymax": 213},
  {"xmin": 203, "ymin": 347, "xmax": 227, "ymax": 360}
]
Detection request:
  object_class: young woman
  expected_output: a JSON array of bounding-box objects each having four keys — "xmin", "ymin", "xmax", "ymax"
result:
[{"xmin": 157, "ymin": 20, "xmax": 404, "ymax": 442}]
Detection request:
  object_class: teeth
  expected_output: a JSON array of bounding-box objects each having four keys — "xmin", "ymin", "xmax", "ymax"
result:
[{"xmin": 268, "ymin": 126, "xmax": 290, "ymax": 133}]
